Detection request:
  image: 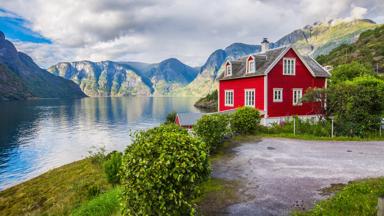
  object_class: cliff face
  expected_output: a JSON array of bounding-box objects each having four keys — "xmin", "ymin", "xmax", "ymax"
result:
[{"xmin": 0, "ymin": 31, "xmax": 86, "ymax": 101}]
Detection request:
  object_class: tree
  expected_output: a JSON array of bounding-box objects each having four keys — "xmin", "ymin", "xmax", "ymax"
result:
[
  {"xmin": 165, "ymin": 111, "xmax": 177, "ymax": 124},
  {"xmin": 193, "ymin": 114, "xmax": 229, "ymax": 153},
  {"xmin": 120, "ymin": 124, "xmax": 210, "ymax": 215},
  {"xmin": 329, "ymin": 62, "xmax": 375, "ymax": 85}
]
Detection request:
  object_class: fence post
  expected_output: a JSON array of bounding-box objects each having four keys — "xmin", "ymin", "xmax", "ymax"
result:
[
  {"xmin": 378, "ymin": 197, "xmax": 384, "ymax": 216},
  {"xmin": 331, "ymin": 118, "xmax": 334, "ymax": 138},
  {"xmin": 293, "ymin": 118, "xmax": 296, "ymax": 135}
]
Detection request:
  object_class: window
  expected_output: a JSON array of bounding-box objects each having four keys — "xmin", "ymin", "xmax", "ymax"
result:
[
  {"xmin": 247, "ymin": 59, "xmax": 256, "ymax": 73},
  {"xmin": 226, "ymin": 64, "xmax": 232, "ymax": 76},
  {"xmin": 244, "ymin": 89, "xmax": 255, "ymax": 107},
  {"xmin": 292, "ymin": 89, "xmax": 303, "ymax": 105},
  {"xmin": 273, "ymin": 88, "xmax": 283, "ymax": 102},
  {"xmin": 225, "ymin": 90, "xmax": 234, "ymax": 106},
  {"xmin": 283, "ymin": 58, "xmax": 296, "ymax": 75}
]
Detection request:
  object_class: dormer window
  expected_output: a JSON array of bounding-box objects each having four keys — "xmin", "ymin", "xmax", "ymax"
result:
[
  {"xmin": 225, "ymin": 61, "xmax": 232, "ymax": 76},
  {"xmin": 283, "ymin": 58, "xmax": 296, "ymax": 75},
  {"xmin": 246, "ymin": 56, "xmax": 256, "ymax": 74}
]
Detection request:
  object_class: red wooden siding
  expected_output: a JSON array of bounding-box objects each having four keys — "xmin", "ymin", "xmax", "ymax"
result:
[
  {"xmin": 219, "ymin": 76, "xmax": 264, "ymax": 111},
  {"xmin": 267, "ymin": 49, "xmax": 325, "ymax": 117}
]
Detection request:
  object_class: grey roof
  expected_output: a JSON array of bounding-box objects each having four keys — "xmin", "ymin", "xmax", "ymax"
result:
[
  {"xmin": 218, "ymin": 46, "xmax": 330, "ymax": 80},
  {"xmin": 176, "ymin": 112, "xmax": 204, "ymax": 126},
  {"xmin": 176, "ymin": 108, "xmax": 264, "ymax": 127}
]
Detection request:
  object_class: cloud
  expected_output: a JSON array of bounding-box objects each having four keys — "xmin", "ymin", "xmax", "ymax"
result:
[{"xmin": 0, "ymin": 0, "xmax": 382, "ymax": 67}]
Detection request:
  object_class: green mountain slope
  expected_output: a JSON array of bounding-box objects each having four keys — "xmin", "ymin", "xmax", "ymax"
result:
[{"xmin": 317, "ymin": 24, "xmax": 384, "ymax": 72}]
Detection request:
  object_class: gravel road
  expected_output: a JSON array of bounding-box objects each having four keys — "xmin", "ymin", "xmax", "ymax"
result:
[{"xmin": 212, "ymin": 138, "xmax": 384, "ymax": 216}]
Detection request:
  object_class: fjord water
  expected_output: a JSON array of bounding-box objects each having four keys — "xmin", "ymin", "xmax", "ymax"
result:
[{"xmin": 0, "ymin": 97, "xmax": 200, "ymax": 190}]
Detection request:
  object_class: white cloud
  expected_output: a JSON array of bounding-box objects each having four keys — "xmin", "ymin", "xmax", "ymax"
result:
[{"xmin": 1, "ymin": 0, "xmax": 382, "ymax": 67}]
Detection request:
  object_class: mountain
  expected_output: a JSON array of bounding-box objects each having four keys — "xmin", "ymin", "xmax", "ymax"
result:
[
  {"xmin": 47, "ymin": 19, "xmax": 377, "ymax": 97},
  {"xmin": 0, "ymin": 31, "xmax": 85, "ymax": 101},
  {"xmin": 48, "ymin": 58, "xmax": 198, "ymax": 97},
  {"xmin": 173, "ymin": 19, "xmax": 378, "ymax": 97},
  {"xmin": 316, "ymin": 24, "xmax": 384, "ymax": 73}
]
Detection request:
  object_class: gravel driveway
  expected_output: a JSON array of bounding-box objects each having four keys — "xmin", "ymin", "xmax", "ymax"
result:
[{"xmin": 212, "ymin": 138, "xmax": 384, "ymax": 216}]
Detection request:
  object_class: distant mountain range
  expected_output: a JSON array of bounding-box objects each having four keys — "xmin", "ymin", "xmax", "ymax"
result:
[
  {"xmin": 48, "ymin": 19, "xmax": 378, "ymax": 97},
  {"xmin": 0, "ymin": 31, "xmax": 85, "ymax": 101}
]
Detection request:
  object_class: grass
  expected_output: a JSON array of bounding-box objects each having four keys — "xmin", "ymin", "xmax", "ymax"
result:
[
  {"xmin": 194, "ymin": 178, "xmax": 241, "ymax": 215},
  {"xmin": 0, "ymin": 158, "xmax": 112, "ymax": 216},
  {"xmin": 293, "ymin": 177, "xmax": 384, "ymax": 216},
  {"xmin": 71, "ymin": 187, "xmax": 121, "ymax": 216}
]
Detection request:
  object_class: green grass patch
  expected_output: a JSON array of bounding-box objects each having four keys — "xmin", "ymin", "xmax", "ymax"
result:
[
  {"xmin": 195, "ymin": 178, "xmax": 241, "ymax": 215},
  {"xmin": 71, "ymin": 187, "xmax": 121, "ymax": 216},
  {"xmin": 294, "ymin": 177, "xmax": 384, "ymax": 216},
  {"xmin": 0, "ymin": 158, "xmax": 112, "ymax": 216}
]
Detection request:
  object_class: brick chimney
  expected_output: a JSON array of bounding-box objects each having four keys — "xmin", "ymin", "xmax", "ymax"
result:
[{"xmin": 261, "ymin": 38, "xmax": 270, "ymax": 53}]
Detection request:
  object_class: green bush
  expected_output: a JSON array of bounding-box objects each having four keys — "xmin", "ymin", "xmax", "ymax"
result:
[
  {"xmin": 266, "ymin": 118, "xmax": 331, "ymax": 137},
  {"xmin": 193, "ymin": 114, "xmax": 229, "ymax": 153},
  {"xmin": 165, "ymin": 111, "xmax": 177, "ymax": 124},
  {"xmin": 120, "ymin": 124, "xmax": 211, "ymax": 215},
  {"xmin": 230, "ymin": 107, "xmax": 261, "ymax": 135},
  {"xmin": 103, "ymin": 151, "xmax": 122, "ymax": 185}
]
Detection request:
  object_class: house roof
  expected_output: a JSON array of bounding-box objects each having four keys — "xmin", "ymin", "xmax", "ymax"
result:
[
  {"xmin": 218, "ymin": 46, "xmax": 330, "ymax": 81},
  {"xmin": 176, "ymin": 109, "xmax": 264, "ymax": 127}
]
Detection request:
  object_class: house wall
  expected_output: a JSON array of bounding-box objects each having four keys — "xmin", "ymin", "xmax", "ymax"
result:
[
  {"xmin": 219, "ymin": 76, "xmax": 264, "ymax": 111},
  {"xmin": 267, "ymin": 49, "xmax": 326, "ymax": 118}
]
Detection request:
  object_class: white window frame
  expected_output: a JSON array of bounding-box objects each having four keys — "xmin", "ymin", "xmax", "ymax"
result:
[
  {"xmin": 224, "ymin": 90, "xmax": 234, "ymax": 107},
  {"xmin": 292, "ymin": 88, "xmax": 303, "ymax": 106},
  {"xmin": 244, "ymin": 89, "xmax": 255, "ymax": 107},
  {"xmin": 273, "ymin": 88, "xmax": 283, "ymax": 102},
  {"xmin": 247, "ymin": 59, "xmax": 256, "ymax": 74},
  {"xmin": 283, "ymin": 58, "xmax": 296, "ymax": 75},
  {"xmin": 226, "ymin": 64, "xmax": 232, "ymax": 76}
]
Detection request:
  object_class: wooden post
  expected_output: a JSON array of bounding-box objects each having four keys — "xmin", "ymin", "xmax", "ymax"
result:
[
  {"xmin": 331, "ymin": 118, "xmax": 334, "ymax": 138},
  {"xmin": 378, "ymin": 197, "xmax": 384, "ymax": 216},
  {"xmin": 293, "ymin": 118, "xmax": 296, "ymax": 135}
]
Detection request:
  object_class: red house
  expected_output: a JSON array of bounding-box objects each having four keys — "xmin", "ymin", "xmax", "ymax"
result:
[{"xmin": 218, "ymin": 39, "xmax": 331, "ymax": 125}]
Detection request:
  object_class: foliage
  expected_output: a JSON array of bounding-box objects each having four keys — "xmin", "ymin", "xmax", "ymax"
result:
[
  {"xmin": 328, "ymin": 62, "xmax": 375, "ymax": 85},
  {"xmin": 72, "ymin": 187, "xmax": 121, "ymax": 216},
  {"xmin": 302, "ymin": 88, "xmax": 329, "ymax": 118},
  {"xmin": 294, "ymin": 177, "xmax": 384, "ymax": 216},
  {"xmin": 329, "ymin": 76, "xmax": 384, "ymax": 137},
  {"xmin": 120, "ymin": 124, "xmax": 211, "ymax": 215},
  {"xmin": 230, "ymin": 107, "xmax": 261, "ymax": 135},
  {"xmin": 165, "ymin": 111, "xmax": 177, "ymax": 124},
  {"xmin": 193, "ymin": 114, "xmax": 229, "ymax": 153},
  {"xmin": 194, "ymin": 90, "xmax": 218, "ymax": 112},
  {"xmin": 88, "ymin": 146, "xmax": 107, "ymax": 164},
  {"xmin": 0, "ymin": 158, "xmax": 112, "ymax": 216},
  {"xmin": 262, "ymin": 117, "xmax": 331, "ymax": 137},
  {"xmin": 316, "ymin": 24, "xmax": 384, "ymax": 73},
  {"xmin": 103, "ymin": 151, "xmax": 123, "ymax": 185}
]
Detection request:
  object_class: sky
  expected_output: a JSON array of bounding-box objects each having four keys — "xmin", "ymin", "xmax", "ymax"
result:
[{"xmin": 0, "ymin": 0, "xmax": 383, "ymax": 68}]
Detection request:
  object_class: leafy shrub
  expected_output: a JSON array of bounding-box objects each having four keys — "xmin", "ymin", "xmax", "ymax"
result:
[
  {"xmin": 266, "ymin": 117, "xmax": 331, "ymax": 137},
  {"xmin": 88, "ymin": 146, "xmax": 106, "ymax": 165},
  {"xmin": 103, "ymin": 151, "xmax": 122, "ymax": 185},
  {"xmin": 230, "ymin": 107, "xmax": 261, "ymax": 135},
  {"xmin": 165, "ymin": 111, "xmax": 177, "ymax": 124},
  {"xmin": 120, "ymin": 124, "xmax": 211, "ymax": 215},
  {"xmin": 193, "ymin": 114, "xmax": 229, "ymax": 153}
]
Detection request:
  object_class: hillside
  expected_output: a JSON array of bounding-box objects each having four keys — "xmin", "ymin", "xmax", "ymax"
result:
[
  {"xmin": 172, "ymin": 19, "xmax": 378, "ymax": 97},
  {"xmin": 317, "ymin": 24, "xmax": 384, "ymax": 72},
  {"xmin": 0, "ymin": 31, "xmax": 86, "ymax": 101},
  {"xmin": 48, "ymin": 58, "xmax": 198, "ymax": 97}
]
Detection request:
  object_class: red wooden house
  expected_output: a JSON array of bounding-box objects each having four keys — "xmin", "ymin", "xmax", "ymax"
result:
[{"xmin": 218, "ymin": 39, "xmax": 330, "ymax": 125}]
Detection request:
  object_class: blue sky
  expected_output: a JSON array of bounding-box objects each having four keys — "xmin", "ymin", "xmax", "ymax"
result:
[
  {"xmin": 0, "ymin": 9, "xmax": 51, "ymax": 44},
  {"xmin": 0, "ymin": 0, "xmax": 383, "ymax": 68}
]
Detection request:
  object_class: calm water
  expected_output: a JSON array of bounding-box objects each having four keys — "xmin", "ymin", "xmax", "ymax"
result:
[{"xmin": 0, "ymin": 97, "xmax": 200, "ymax": 190}]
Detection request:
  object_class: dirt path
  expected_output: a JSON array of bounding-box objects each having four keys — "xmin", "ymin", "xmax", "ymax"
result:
[{"xmin": 212, "ymin": 138, "xmax": 384, "ymax": 216}]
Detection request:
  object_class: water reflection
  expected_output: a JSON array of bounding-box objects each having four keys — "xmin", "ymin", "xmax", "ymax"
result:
[{"xmin": 0, "ymin": 97, "xmax": 199, "ymax": 190}]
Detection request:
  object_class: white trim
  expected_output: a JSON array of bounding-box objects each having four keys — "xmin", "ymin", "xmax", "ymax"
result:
[
  {"xmin": 244, "ymin": 88, "xmax": 256, "ymax": 107},
  {"xmin": 224, "ymin": 90, "xmax": 234, "ymax": 107},
  {"xmin": 246, "ymin": 55, "xmax": 256, "ymax": 74},
  {"xmin": 264, "ymin": 75, "xmax": 268, "ymax": 117},
  {"xmin": 225, "ymin": 60, "xmax": 232, "ymax": 77},
  {"xmin": 283, "ymin": 58, "xmax": 296, "ymax": 75},
  {"xmin": 218, "ymin": 87, "xmax": 220, "ymax": 111},
  {"xmin": 292, "ymin": 88, "xmax": 303, "ymax": 106},
  {"xmin": 273, "ymin": 88, "xmax": 283, "ymax": 102},
  {"xmin": 264, "ymin": 46, "xmax": 291, "ymax": 75}
]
